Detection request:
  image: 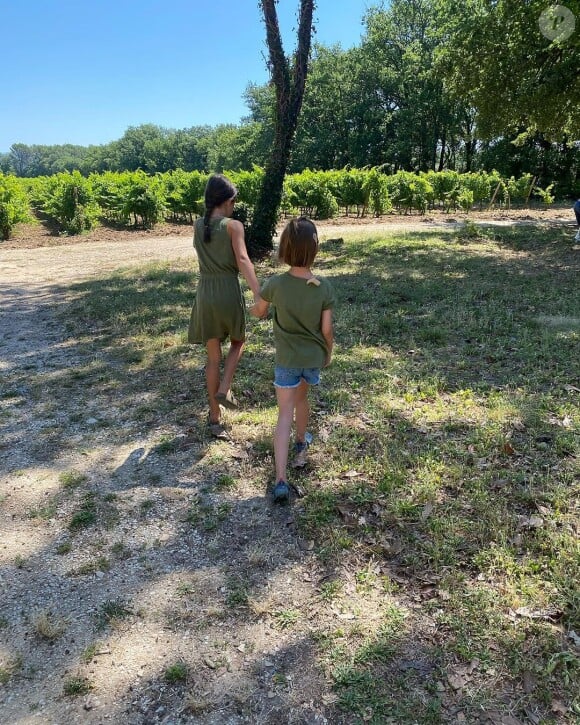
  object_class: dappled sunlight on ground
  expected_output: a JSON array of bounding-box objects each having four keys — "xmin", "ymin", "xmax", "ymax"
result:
[{"xmin": 0, "ymin": 221, "xmax": 578, "ymax": 723}]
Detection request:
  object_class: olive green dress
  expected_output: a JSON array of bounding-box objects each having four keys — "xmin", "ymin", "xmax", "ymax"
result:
[{"xmin": 188, "ymin": 216, "xmax": 245, "ymax": 344}]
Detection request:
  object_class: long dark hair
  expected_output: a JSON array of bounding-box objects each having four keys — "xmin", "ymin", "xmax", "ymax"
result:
[{"xmin": 203, "ymin": 174, "xmax": 237, "ymax": 243}]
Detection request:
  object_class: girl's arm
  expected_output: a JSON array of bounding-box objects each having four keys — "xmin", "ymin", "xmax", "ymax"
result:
[
  {"xmin": 321, "ymin": 308, "xmax": 334, "ymax": 367},
  {"xmin": 228, "ymin": 219, "xmax": 261, "ymax": 300}
]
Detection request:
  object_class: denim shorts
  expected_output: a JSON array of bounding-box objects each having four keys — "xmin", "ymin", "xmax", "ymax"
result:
[{"xmin": 274, "ymin": 365, "xmax": 321, "ymax": 388}]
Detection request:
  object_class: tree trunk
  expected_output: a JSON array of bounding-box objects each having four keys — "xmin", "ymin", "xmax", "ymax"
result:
[
  {"xmin": 247, "ymin": 0, "xmax": 314, "ymax": 260},
  {"xmin": 438, "ymin": 129, "xmax": 446, "ymax": 171}
]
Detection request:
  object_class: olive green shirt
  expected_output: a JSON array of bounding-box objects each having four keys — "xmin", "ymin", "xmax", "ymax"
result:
[{"xmin": 260, "ymin": 272, "xmax": 336, "ymax": 368}]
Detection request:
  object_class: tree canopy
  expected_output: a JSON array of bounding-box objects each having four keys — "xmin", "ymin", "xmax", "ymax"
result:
[{"xmin": 434, "ymin": 0, "xmax": 580, "ymax": 139}]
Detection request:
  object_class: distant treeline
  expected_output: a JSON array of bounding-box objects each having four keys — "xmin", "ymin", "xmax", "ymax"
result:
[
  {"xmin": 1, "ymin": 1, "xmax": 578, "ymax": 198},
  {"xmin": 0, "ymin": 167, "xmax": 557, "ymax": 240}
]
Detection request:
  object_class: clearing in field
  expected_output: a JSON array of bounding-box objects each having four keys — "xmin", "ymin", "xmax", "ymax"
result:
[{"xmin": 0, "ymin": 222, "xmax": 578, "ymax": 724}]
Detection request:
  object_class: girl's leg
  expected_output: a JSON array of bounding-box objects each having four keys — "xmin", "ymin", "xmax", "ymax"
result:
[
  {"xmin": 274, "ymin": 386, "xmax": 298, "ymax": 483},
  {"xmin": 217, "ymin": 338, "xmax": 245, "ymax": 397},
  {"xmin": 205, "ymin": 339, "xmax": 222, "ymax": 423},
  {"xmin": 294, "ymin": 379, "xmax": 310, "ymax": 443}
]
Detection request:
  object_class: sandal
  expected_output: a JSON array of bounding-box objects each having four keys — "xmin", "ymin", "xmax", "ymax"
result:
[
  {"xmin": 291, "ymin": 431, "xmax": 313, "ymax": 469},
  {"xmin": 208, "ymin": 420, "xmax": 230, "ymax": 440},
  {"xmin": 215, "ymin": 390, "xmax": 239, "ymax": 410}
]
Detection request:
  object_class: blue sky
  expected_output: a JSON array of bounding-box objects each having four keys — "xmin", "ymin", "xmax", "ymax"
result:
[{"xmin": 0, "ymin": 1, "xmax": 374, "ymax": 152}]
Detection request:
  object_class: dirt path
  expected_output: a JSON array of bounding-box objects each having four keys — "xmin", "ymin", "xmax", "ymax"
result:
[
  {"xmin": 0, "ymin": 227, "xmax": 336, "ymax": 724},
  {"xmin": 1, "ymin": 211, "xmax": 573, "ymax": 288}
]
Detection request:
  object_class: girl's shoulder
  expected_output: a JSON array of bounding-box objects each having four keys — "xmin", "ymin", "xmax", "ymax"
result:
[
  {"xmin": 262, "ymin": 272, "xmax": 285, "ymax": 291},
  {"xmin": 266, "ymin": 271, "xmax": 286, "ymax": 282}
]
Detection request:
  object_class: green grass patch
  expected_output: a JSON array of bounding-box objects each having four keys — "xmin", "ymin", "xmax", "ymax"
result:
[
  {"xmin": 164, "ymin": 661, "xmax": 188, "ymax": 683},
  {"xmin": 63, "ymin": 676, "xmax": 92, "ymax": 696},
  {"xmin": 59, "ymin": 469, "xmax": 88, "ymax": 488},
  {"xmin": 54, "ymin": 227, "xmax": 579, "ymax": 722}
]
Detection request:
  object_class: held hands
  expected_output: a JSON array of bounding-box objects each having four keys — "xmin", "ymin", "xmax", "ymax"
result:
[{"xmin": 250, "ymin": 295, "xmax": 269, "ymax": 319}]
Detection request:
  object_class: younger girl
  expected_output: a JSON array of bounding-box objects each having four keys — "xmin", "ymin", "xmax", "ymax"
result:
[
  {"xmin": 251, "ymin": 217, "xmax": 335, "ymax": 503},
  {"xmin": 188, "ymin": 174, "xmax": 262, "ymax": 439}
]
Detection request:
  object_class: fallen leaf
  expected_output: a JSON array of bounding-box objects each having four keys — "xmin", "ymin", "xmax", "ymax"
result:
[
  {"xmin": 517, "ymin": 516, "xmax": 544, "ymax": 529},
  {"xmin": 337, "ymin": 504, "xmax": 358, "ymax": 525},
  {"xmin": 502, "ymin": 441, "xmax": 516, "ymax": 455},
  {"xmin": 341, "ymin": 470, "xmax": 362, "ymax": 478},
  {"xmin": 551, "ymin": 699, "xmax": 568, "ymax": 715},
  {"xmin": 321, "ymin": 693, "xmax": 338, "ymax": 705},
  {"xmin": 447, "ymin": 673, "xmax": 465, "ymax": 690},
  {"xmin": 467, "ymin": 658, "xmax": 480, "ymax": 674},
  {"xmin": 514, "ymin": 606, "xmax": 562, "ymax": 620}
]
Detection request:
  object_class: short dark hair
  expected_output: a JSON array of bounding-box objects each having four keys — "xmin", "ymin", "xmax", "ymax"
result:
[
  {"xmin": 278, "ymin": 217, "xmax": 319, "ymax": 267},
  {"xmin": 203, "ymin": 174, "xmax": 237, "ymax": 243}
]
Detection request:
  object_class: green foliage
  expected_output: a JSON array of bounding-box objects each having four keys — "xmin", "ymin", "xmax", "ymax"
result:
[
  {"xmin": 506, "ymin": 173, "xmax": 535, "ymax": 205},
  {"xmin": 89, "ymin": 171, "xmax": 125, "ymax": 221},
  {"xmin": 37, "ymin": 171, "xmax": 100, "ymax": 235},
  {"xmin": 162, "ymin": 169, "xmax": 207, "ymax": 222},
  {"xmin": 63, "ymin": 676, "xmax": 92, "ymax": 696},
  {"xmin": 164, "ymin": 661, "xmax": 188, "ymax": 683},
  {"xmin": 533, "ymin": 183, "xmax": 555, "ymax": 205},
  {"xmin": 385, "ymin": 171, "xmax": 434, "ymax": 213},
  {"xmin": 180, "ymin": 170, "xmax": 208, "ymax": 216},
  {"xmin": 435, "ymin": 0, "xmax": 580, "ymax": 139},
  {"xmin": 425, "ymin": 170, "xmax": 460, "ymax": 210},
  {"xmin": 228, "ymin": 165, "xmax": 265, "ymax": 209},
  {"xmin": 0, "ymin": 174, "xmax": 31, "ymax": 239},
  {"xmin": 121, "ymin": 171, "xmax": 166, "ymax": 228},
  {"xmin": 285, "ymin": 169, "xmax": 339, "ymax": 219},
  {"xmin": 460, "ymin": 172, "xmax": 497, "ymax": 208},
  {"xmin": 11, "ymin": 166, "xmax": 565, "ymax": 238},
  {"xmin": 457, "ymin": 189, "xmax": 474, "ymax": 213},
  {"xmin": 91, "ymin": 170, "xmax": 166, "ymax": 227},
  {"xmin": 329, "ymin": 168, "xmax": 368, "ymax": 214},
  {"xmin": 364, "ymin": 168, "xmax": 392, "ymax": 216}
]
